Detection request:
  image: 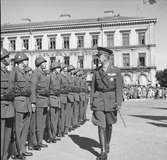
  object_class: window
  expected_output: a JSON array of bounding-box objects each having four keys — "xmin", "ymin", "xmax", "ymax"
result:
[
  {"xmin": 78, "ymin": 56, "xmax": 84, "ymax": 68},
  {"xmin": 50, "ymin": 57, "xmax": 56, "ymax": 64},
  {"xmin": 122, "ymin": 32, "xmax": 130, "ymax": 46},
  {"xmin": 49, "ymin": 37, "xmax": 56, "ymax": 50},
  {"xmin": 92, "ymin": 35, "xmax": 98, "ymax": 48},
  {"xmin": 123, "ymin": 53, "xmax": 130, "ymax": 67},
  {"xmin": 63, "ymin": 36, "xmax": 70, "ymax": 49},
  {"xmin": 138, "ymin": 53, "xmax": 146, "ymax": 66},
  {"xmin": 93, "ymin": 55, "xmax": 99, "ymax": 67},
  {"xmin": 138, "ymin": 32, "xmax": 145, "ymax": 45},
  {"xmin": 35, "ymin": 38, "xmax": 42, "ymax": 50},
  {"xmin": 23, "ymin": 39, "xmax": 29, "ymax": 50},
  {"xmin": 64, "ymin": 56, "xmax": 70, "ymax": 65},
  {"xmin": 107, "ymin": 34, "xmax": 114, "ymax": 47},
  {"xmin": 10, "ymin": 39, "xmax": 16, "ymax": 51},
  {"xmin": 77, "ymin": 36, "xmax": 84, "ymax": 48}
]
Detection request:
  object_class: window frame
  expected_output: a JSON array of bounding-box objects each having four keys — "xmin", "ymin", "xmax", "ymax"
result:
[
  {"xmin": 35, "ymin": 38, "xmax": 42, "ymax": 50},
  {"xmin": 78, "ymin": 56, "xmax": 84, "ymax": 68},
  {"xmin": 106, "ymin": 33, "xmax": 114, "ymax": 47},
  {"xmin": 77, "ymin": 36, "xmax": 84, "ymax": 48},
  {"xmin": 138, "ymin": 52, "xmax": 146, "ymax": 67},
  {"xmin": 49, "ymin": 37, "xmax": 56, "ymax": 50},
  {"xmin": 9, "ymin": 39, "xmax": 16, "ymax": 51},
  {"xmin": 22, "ymin": 39, "xmax": 29, "ymax": 50},
  {"xmin": 63, "ymin": 36, "xmax": 70, "ymax": 49},
  {"xmin": 122, "ymin": 53, "xmax": 130, "ymax": 67},
  {"xmin": 92, "ymin": 35, "xmax": 99, "ymax": 48},
  {"xmin": 122, "ymin": 32, "xmax": 130, "ymax": 46},
  {"xmin": 64, "ymin": 56, "xmax": 70, "ymax": 65}
]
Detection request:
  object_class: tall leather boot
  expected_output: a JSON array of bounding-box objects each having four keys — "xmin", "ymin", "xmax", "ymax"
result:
[
  {"xmin": 97, "ymin": 126, "xmax": 107, "ymax": 160},
  {"xmin": 105, "ymin": 125, "xmax": 112, "ymax": 153}
]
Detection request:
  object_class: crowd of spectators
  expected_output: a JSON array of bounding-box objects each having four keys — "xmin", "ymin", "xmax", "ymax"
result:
[{"xmin": 123, "ymin": 85, "xmax": 167, "ymax": 101}]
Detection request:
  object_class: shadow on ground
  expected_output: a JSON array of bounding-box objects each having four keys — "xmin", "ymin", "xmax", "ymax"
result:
[
  {"xmin": 68, "ymin": 134, "xmax": 100, "ymax": 157},
  {"xmin": 151, "ymin": 107, "xmax": 167, "ymax": 110},
  {"xmin": 147, "ymin": 122, "xmax": 167, "ymax": 128},
  {"xmin": 129, "ymin": 115, "xmax": 167, "ymax": 121}
]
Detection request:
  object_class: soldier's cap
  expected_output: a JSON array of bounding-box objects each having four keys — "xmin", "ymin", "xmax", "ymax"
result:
[
  {"xmin": 60, "ymin": 63, "xmax": 68, "ymax": 71},
  {"xmin": 1, "ymin": 48, "xmax": 10, "ymax": 60},
  {"xmin": 14, "ymin": 52, "xmax": 29, "ymax": 63},
  {"xmin": 96, "ymin": 47, "xmax": 113, "ymax": 57},
  {"xmin": 24, "ymin": 66, "xmax": 32, "ymax": 72},
  {"xmin": 67, "ymin": 65, "xmax": 75, "ymax": 72},
  {"xmin": 50, "ymin": 62, "xmax": 61, "ymax": 70},
  {"xmin": 35, "ymin": 55, "xmax": 47, "ymax": 67}
]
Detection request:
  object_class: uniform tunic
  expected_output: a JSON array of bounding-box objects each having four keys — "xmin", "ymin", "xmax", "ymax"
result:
[{"xmin": 91, "ymin": 62, "xmax": 123, "ymax": 127}]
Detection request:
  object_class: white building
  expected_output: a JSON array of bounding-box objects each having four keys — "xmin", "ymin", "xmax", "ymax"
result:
[{"xmin": 1, "ymin": 16, "xmax": 157, "ymax": 86}]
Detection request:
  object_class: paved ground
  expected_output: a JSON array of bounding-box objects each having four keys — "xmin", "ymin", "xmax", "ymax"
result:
[{"xmin": 26, "ymin": 99, "xmax": 167, "ymax": 160}]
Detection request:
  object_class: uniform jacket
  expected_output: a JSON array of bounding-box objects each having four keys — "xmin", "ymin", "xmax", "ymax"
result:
[
  {"xmin": 91, "ymin": 62, "xmax": 123, "ymax": 111},
  {"xmin": 31, "ymin": 68, "xmax": 49, "ymax": 108},
  {"xmin": 11, "ymin": 66, "xmax": 32, "ymax": 113},
  {"xmin": 59, "ymin": 74, "xmax": 68, "ymax": 104},
  {"xmin": 66, "ymin": 74, "xmax": 74, "ymax": 103},
  {"xmin": 80, "ymin": 78, "xmax": 86, "ymax": 101},
  {"xmin": 73, "ymin": 76, "xmax": 80, "ymax": 102},
  {"xmin": 49, "ymin": 72, "xmax": 61, "ymax": 108},
  {"xmin": 1, "ymin": 66, "xmax": 15, "ymax": 118}
]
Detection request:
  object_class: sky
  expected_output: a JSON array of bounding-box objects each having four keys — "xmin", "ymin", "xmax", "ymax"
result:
[{"xmin": 1, "ymin": 0, "xmax": 167, "ymax": 70}]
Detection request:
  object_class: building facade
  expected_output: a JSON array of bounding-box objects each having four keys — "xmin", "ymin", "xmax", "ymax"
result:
[{"xmin": 1, "ymin": 16, "xmax": 157, "ymax": 86}]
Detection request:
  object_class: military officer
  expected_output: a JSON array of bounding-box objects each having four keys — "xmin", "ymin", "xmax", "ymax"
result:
[
  {"xmin": 31, "ymin": 56, "xmax": 49, "ymax": 148},
  {"xmin": 49, "ymin": 62, "xmax": 61, "ymax": 142},
  {"xmin": 90, "ymin": 47, "xmax": 123, "ymax": 160},
  {"xmin": 1, "ymin": 48, "xmax": 15, "ymax": 160},
  {"xmin": 11, "ymin": 52, "xmax": 33, "ymax": 159}
]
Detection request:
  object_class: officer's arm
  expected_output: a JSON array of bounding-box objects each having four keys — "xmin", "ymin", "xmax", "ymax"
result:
[
  {"xmin": 30, "ymin": 71, "xmax": 38, "ymax": 104},
  {"xmin": 116, "ymin": 69, "xmax": 123, "ymax": 107},
  {"xmin": 90, "ymin": 71, "xmax": 95, "ymax": 107}
]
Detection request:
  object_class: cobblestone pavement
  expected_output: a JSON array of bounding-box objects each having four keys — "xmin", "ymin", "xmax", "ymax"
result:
[{"xmin": 25, "ymin": 99, "xmax": 167, "ymax": 160}]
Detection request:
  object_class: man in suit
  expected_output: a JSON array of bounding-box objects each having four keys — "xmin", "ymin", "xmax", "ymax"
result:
[
  {"xmin": 1, "ymin": 48, "xmax": 15, "ymax": 160},
  {"xmin": 31, "ymin": 56, "xmax": 49, "ymax": 148},
  {"xmin": 11, "ymin": 52, "xmax": 33, "ymax": 159},
  {"xmin": 90, "ymin": 47, "xmax": 123, "ymax": 160}
]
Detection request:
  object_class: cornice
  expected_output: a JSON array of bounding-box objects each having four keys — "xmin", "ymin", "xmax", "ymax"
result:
[{"xmin": 1, "ymin": 17, "xmax": 157, "ymax": 34}]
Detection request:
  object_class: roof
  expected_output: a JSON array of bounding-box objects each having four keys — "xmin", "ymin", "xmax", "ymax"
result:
[{"xmin": 1, "ymin": 16, "xmax": 157, "ymax": 33}]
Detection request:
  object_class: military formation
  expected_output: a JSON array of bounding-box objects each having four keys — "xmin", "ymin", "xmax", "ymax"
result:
[{"xmin": 1, "ymin": 48, "xmax": 89, "ymax": 160}]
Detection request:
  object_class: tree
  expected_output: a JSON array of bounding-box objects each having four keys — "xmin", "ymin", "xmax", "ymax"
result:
[{"xmin": 156, "ymin": 68, "xmax": 167, "ymax": 87}]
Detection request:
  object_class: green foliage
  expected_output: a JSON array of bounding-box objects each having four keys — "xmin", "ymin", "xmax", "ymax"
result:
[{"xmin": 156, "ymin": 68, "xmax": 167, "ymax": 87}]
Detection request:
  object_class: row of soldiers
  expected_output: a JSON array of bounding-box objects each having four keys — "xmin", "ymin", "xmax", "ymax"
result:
[
  {"xmin": 123, "ymin": 85, "xmax": 167, "ymax": 101},
  {"xmin": 1, "ymin": 48, "xmax": 89, "ymax": 160}
]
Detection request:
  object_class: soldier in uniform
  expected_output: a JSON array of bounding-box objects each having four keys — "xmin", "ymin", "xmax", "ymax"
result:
[
  {"xmin": 49, "ymin": 62, "xmax": 61, "ymax": 142},
  {"xmin": 71, "ymin": 69, "xmax": 80, "ymax": 129},
  {"xmin": 90, "ymin": 47, "xmax": 123, "ymax": 160},
  {"xmin": 66, "ymin": 65, "xmax": 75, "ymax": 132},
  {"xmin": 77, "ymin": 70, "xmax": 86, "ymax": 125},
  {"xmin": 1, "ymin": 48, "xmax": 15, "ymax": 160},
  {"xmin": 58, "ymin": 64, "xmax": 69, "ymax": 137},
  {"xmin": 31, "ymin": 56, "xmax": 49, "ymax": 148},
  {"xmin": 11, "ymin": 52, "xmax": 33, "ymax": 159}
]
